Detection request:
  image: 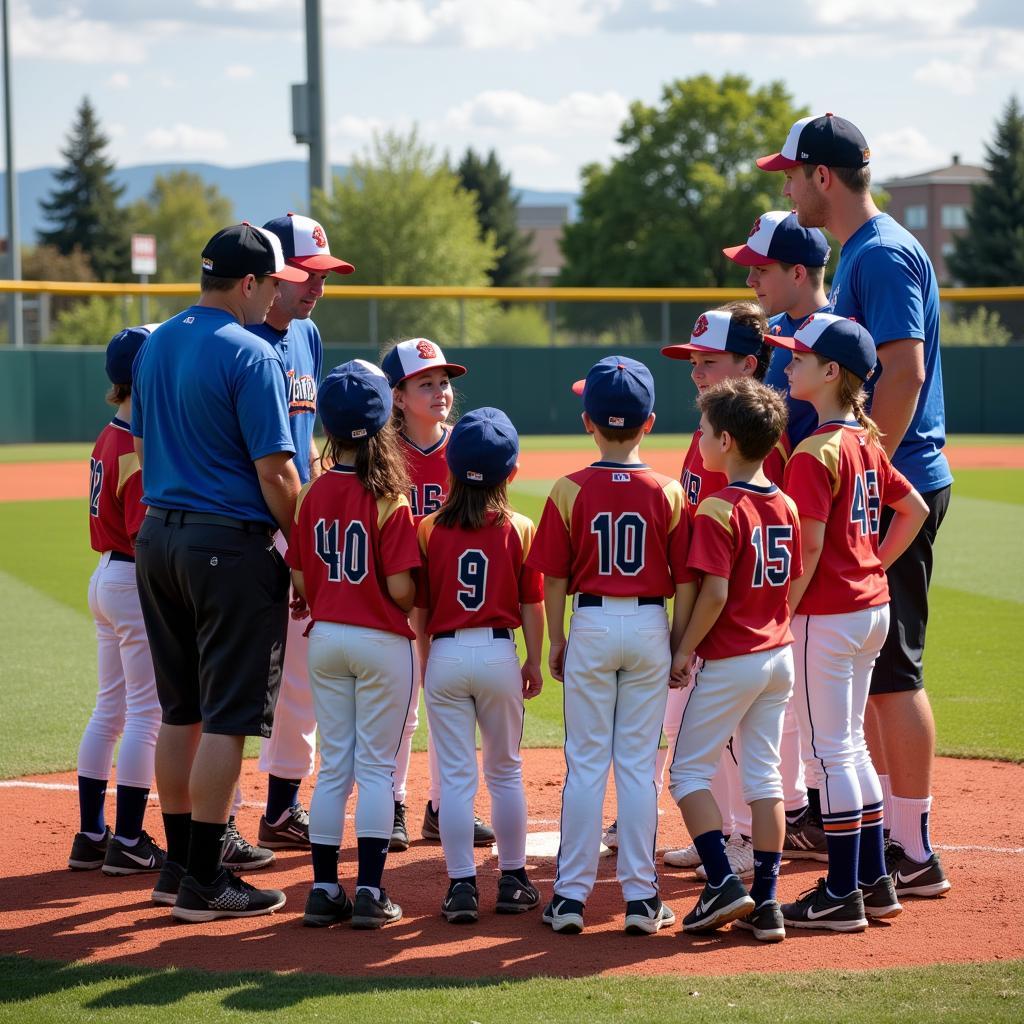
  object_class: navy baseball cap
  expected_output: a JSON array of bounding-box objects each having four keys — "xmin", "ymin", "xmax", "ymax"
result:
[
  {"xmin": 262, "ymin": 213, "xmax": 355, "ymax": 275},
  {"xmin": 318, "ymin": 359, "xmax": 393, "ymax": 441},
  {"xmin": 571, "ymin": 355, "xmax": 655, "ymax": 429},
  {"xmin": 723, "ymin": 211, "xmax": 830, "ymax": 267},
  {"xmin": 447, "ymin": 407, "xmax": 519, "ymax": 488},
  {"xmin": 381, "ymin": 338, "xmax": 467, "ymax": 388},
  {"xmin": 662, "ymin": 309, "xmax": 763, "ymax": 360},
  {"xmin": 763, "ymin": 312, "xmax": 877, "ymax": 382},
  {"xmin": 200, "ymin": 222, "xmax": 307, "ymax": 282},
  {"xmin": 757, "ymin": 113, "xmax": 870, "ymax": 172},
  {"xmin": 105, "ymin": 324, "xmax": 156, "ymax": 385}
]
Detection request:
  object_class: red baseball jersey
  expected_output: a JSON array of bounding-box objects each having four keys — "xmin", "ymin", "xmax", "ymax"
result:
[
  {"xmin": 415, "ymin": 510, "xmax": 545, "ymax": 634},
  {"xmin": 680, "ymin": 428, "xmax": 788, "ymax": 512},
  {"xmin": 526, "ymin": 461, "xmax": 693, "ymax": 596},
  {"xmin": 286, "ymin": 465, "xmax": 421, "ymax": 639},
  {"xmin": 89, "ymin": 416, "xmax": 146, "ymax": 555},
  {"xmin": 784, "ymin": 422, "xmax": 913, "ymax": 616},
  {"xmin": 688, "ymin": 483, "xmax": 803, "ymax": 661},
  {"xmin": 400, "ymin": 429, "xmax": 450, "ymax": 523}
]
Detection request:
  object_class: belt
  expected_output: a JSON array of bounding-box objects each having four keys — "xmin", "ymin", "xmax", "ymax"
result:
[
  {"xmin": 576, "ymin": 593, "xmax": 666, "ymax": 608},
  {"xmin": 109, "ymin": 551, "xmax": 135, "ymax": 563},
  {"xmin": 146, "ymin": 507, "xmax": 273, "ymax": 535},
  {"xmin": 433, "ymin": 627, "xmax": 514, "ymax": 641}
]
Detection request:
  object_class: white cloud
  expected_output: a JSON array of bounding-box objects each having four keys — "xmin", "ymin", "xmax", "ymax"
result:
[
  {"xmin": 143, "ymin": 123, "xmax": 229, "ymax": 153},
  {"xmin": 107, "ymin": 72, "xmax": 131, "ymax": 89},
  {"xmin": 325, "ymin": 0, "xmax": 435, "ymax": 47},
  {"xmin": 871, "ymin": 127, "xmax": 950, "ymax": 180},
  {"xmin": 913, "ymin": 59, "xmax": 977, "ymax": 96},
  {"xmin": 447, "ymin": 89, "xmax": 629, "ymax": 139},
  {"xmin": 11, "ymin": 2, "xmax": 153, "ymax": 63},
  {"xmin": 815, "ymin": 0, "xmax": 976, "ymax": 32},
  {"xmin": 330, "ymin": 114, "xmax": 389, "ymax": 144},
  {"xmin": 224, "ymin": 64, "xmax": 255, "ymax": 80},
  {"xmin": 433, "ymin": 0, "xmax": 619, "ymax": 50},
  {"xmin": 504, "ymin": 143, "xmax": 560, "ymax": 168}
]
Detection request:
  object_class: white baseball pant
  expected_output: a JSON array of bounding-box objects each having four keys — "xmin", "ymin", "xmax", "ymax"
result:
[
  {"xmin": 393, "ymin": 675, "xmax": 442, "ymax": 806},
  {"xmin": 424, "ymin": 629, "xmax": 527, "ymax": 879},
  {"xmin": 555, "ymin": 597, "xmax": 670, "ymax": 904},
  {"xmin": 78, "ymin": 554, "xmax": 161, "ymax": 788},
  {"xmin": 790, "ymin": 607, "xmax": 890, "ymax": 816},
  {"xmin": 306, "ymin": 622, "xmax": 416, "ymax": 846}
]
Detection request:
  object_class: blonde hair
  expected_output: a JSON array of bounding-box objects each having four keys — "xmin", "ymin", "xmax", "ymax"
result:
[{"xmin": 838, "ymin": 366, "xmax": 883, "ymax": 446}]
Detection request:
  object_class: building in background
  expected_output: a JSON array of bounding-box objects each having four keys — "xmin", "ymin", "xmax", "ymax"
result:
[
  {"xmin": 516, "ymin": 205, "xmax": 568, "ymax": 285},
  {"xmin": 881, "ymin": 155, "xmax": 987, "ymax": 284}
]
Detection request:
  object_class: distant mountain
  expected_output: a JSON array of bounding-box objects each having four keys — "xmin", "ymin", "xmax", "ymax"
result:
[{"xmin": 0, "ymin": 161, "xmax": 577, "ymax": 243}]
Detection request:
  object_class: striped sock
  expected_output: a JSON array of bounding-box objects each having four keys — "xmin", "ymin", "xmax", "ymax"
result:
[
  {"xmin": 858, "ymin": 801, "xmax": 886, "ymax": 885},
  {"xmin": 822, "ymin": 810, "xmax": 862, "ymax": 898}
]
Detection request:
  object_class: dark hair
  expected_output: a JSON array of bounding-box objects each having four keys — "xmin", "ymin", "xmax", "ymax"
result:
[
  {"xmin": 802, "ymin": 162, "xmax": 871, "ymax": 195},
  {"xmin": 106, "ymin": 382, "xmax": 131, "ymax": 406},
  {"xmin": 716, "ymin": 299, "xmax": 771, "ymax": 380},
  {"xmin": 592, "ymin": 421, "xmax": 647, "ymax": 444},
  {"xmin": 200, "ymin": 272, "xmax": 271, "ymax": 292},
  {"xmin": 776, "ymin": 262, "xmax": 826, "ymax": 289},
  {"xmin": 436, "ymin": 476, "xmax": 513, "ymax": 531},
  {"xmin": 698, "ymin": 377, "xmax": 788, "ymax": 462},
  {"xmin": 811, "ymin": 355, "xmax": 883, "ymax": 446},
  {"xmin": 321, "ymin": 421, "xmax": 410, "ymax": 501}
]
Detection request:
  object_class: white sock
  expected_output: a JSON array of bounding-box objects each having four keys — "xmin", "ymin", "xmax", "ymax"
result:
[
  {"xmin": 114, "ymin": 834, "xmax": 139, "ymax": 847},
  {"xmin": 313, "ymin": 882, "xmax": 340, "ymax": 898},
  {"xmin": 890, "ymin": 795, "xmax": 933, "ymax": 862},
  {"xmin": 84, "ymin": 830, "xmax": 106, "ymax": 842},
  {"xmin": 356, "ymin": 885, "xmax": 381, "ymax": 900},
  {"xmin": 878, "ymin": 774, "xmax": 893, "ymax": 829}
]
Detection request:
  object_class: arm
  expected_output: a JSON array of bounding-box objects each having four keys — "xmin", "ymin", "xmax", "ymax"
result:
[
  {"xmin": 291, "ymin": 568, "xmax": 306, "ymax": 601},
  {"xmin": 669, "ymin": 574, "xmax": 728, "ymax": 683},
  {"xmin": 386, "ymin": 570, "xmax": 416, "ymax": 612},
  {"xmin": 878, "ymin": 490, "xmax": 929, "ymax": 569},
  {"xmin": 255, "ymin": 451, "xmax": 301, "ymax": 538},
  {"xmin": 871, "ymin": 339, "xmax": 926, "ymax": 460},
  {"xmin": 134, "ymin": 436, "xmax": 144, "ymax": 469},
  {"xmin": 787, "ymin": 516, "xmax": 825, "ymax": 614},
  {"xmin": 410, "ymin": 605, "xmax": 431, "ymax": 677},
  {"xmin": 520, "ymin": 601, "xmax": 545, "ymax": 699},
  {"xmin": 543, "ymin": 576, "xmax": 569, "ymax": 682},
  {"xmin": 668, "ymin": 579, "xmax": 698, "ymax": 684}
]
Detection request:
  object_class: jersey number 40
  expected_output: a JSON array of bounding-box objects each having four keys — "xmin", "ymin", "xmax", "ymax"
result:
[
  {"xmin": 591, "ymin": 512, "xmax": 647, "ymax": 576},
  {"xmin": 315, "ymin": 518, "xmax": 368, "ymax": 584}
]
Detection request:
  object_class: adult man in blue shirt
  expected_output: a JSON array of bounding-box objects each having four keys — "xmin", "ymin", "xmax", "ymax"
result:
[
  {"xmin": 132, "ymin": 223, "xmax": 306, "ymax": 922},
  {"xmin": 759, "ymin": 114, "xmax": 953, "ymax": 898}
]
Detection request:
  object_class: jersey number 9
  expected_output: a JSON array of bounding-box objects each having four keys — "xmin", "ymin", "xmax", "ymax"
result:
[
  {"xmin": 456, "ymin": 549, "xmax": 488, "ymax": 611},
  {"xmin": 315, "ymin": 518, "xmax": 369, "ymax": 584}
]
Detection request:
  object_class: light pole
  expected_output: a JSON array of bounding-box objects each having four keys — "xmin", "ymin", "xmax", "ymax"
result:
[{"xmin": 2, "ymin": 0, "xmax": 22, "ymax": 347}]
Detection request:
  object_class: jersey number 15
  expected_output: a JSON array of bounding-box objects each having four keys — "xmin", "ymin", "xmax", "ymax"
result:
[{"xmin": 749, "ymin": 525, "xmax": 793, "ymax": 587}]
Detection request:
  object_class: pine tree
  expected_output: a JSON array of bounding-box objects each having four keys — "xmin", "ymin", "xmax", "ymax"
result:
[
  {"xmin": 456, "ymin": 148, "xmax": 535, "ymax": 287},
  {"xmin": 38, "ymin": 97, "xmax": 129, "ymax": 281},
  {"xmin": 948, "ymin": 96, "xmax": 1024, "ymax": 286}
]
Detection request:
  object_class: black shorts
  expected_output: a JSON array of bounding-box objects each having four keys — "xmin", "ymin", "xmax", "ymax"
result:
[
  {"xmin": 134, "ymin": 511, "xmax": 290, "ymax": 736},
  {"xmin": 870, "ymin": 484, "xmax": 952, "ymax": 696}
]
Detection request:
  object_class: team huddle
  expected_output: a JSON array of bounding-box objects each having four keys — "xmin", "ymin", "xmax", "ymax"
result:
[{"xmin": 70, "ymin": 113, "xmax": 953, "ymax": 944}]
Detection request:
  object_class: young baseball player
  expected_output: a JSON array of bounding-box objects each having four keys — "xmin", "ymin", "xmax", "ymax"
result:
[
  {"xmin": 286, "ymin": 360, "xmax": 420, "ymax": 930},
  {"xmin": 70, "ymin": 325, "xmax": 165, "ymax": 877},
  {"xmin": 381, "ymin": 339, "xmax": 495, "ymax": 852},
  {"xmin": 413, "ymin": 407, "xmax": 545, "ymax": 923},
  {"xmin": 669, "ymin": 377, "xmax": 802, "ymax": 943},
  {"xmin": 528, "ymin": 356, "xmax": 695, "ymax": 935},
  {"xmin": 767, "ymin": 313, "xmax": 930, "ymax": 932}
]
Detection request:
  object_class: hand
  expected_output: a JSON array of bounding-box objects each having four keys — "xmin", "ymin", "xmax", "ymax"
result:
[
  {"xmin": 669, "ymin": 648, "xmax": 692, "ymax": 687},
  {"xmin": 290, "ymin": 588, "xmax": 309, "ymax": 621},
  {"xmin": 521, "ymin": 661, "xmax": 544, "ymax": 699},
  {"xmin": 548, "ymin": 639, "xmax": 567, "ymax": 682}
]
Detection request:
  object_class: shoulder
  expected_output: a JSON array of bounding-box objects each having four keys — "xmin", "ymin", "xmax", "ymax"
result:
[
  {"xmin": 694, "ymin": 493, "xmax": 736, "ymax": 532},
  {"xmin": 293, "ymin": 480, "xmax": 317, "ymax": 521},
  {"xmin": 376, "ymin": 491, "xmax": 412, "ymax": 529},
  {"xmin": 508, "ymin": 510, "xmax": 537, "ymax": 546},
  {"xmin": 792, "ymin": 428, "xmax": 842, "ymax": 470}
]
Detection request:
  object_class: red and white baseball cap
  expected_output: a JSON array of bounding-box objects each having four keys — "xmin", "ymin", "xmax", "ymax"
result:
[
  {"xmin": 722, "ymin": 211, "xmax": 831, "ymax": 267},
  {"xmin": 262, "ymin": 213, "xmax": 355, "ymax": 274},
  {"xmin": 661, "ymin": 309, "xmax": 764, "ymax": 359},
  {"xmin": 381, "ymin": 338, "xmax": 467, "ymax": 388}
]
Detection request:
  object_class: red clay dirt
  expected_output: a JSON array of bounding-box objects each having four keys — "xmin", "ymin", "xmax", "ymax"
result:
[{"xmin": 1, "ymin": 752, "xmax": 1021, "ymax": 979}]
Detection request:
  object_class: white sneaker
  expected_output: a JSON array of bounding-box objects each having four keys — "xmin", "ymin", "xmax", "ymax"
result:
[
  {"xmin": 695, "ymin": 833, "xmax": 755, "ymax": 880},
  {"xmin": 602, "ymin": 820, "xmax": 618, "ymax": 850},
  {"xmin": 663, "ymin": 842, "xmax": 702, "ymax": 868}
]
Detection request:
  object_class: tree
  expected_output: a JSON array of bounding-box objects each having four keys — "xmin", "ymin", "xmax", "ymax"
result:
[
  {"xmin": 21, "ymin": 243, "xmax": 97, "ymax": 324},
  {"xmin": 38, "ymin": 97, "xmax": 129, "ymax": 282},
  {"xmin": 947, "ymin": 96, "xmax": 1024, "ymax": 287},
  {"xmin": 456, "ymin": 148, "xmax": 535, "ymax": 287},
  {"xmin": 559, "ymin": 75, "xmax": 808, "ymax": 288}
]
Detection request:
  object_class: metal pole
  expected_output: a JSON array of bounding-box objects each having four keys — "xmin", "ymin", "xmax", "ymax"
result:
[
  {"xmin": 2, "ymin": 0, "xmax": 23, "ymax": 348},
  {"xmin": 660, "ymin": 301, "xmax": 670, "ymax": 346},
  {"xmin": 305, "ymin": 0, "xmax": 329, "ymax": 206},
  {"xmin": 139, "ymin": 274, "xmax": 149, "ymax": 326}
]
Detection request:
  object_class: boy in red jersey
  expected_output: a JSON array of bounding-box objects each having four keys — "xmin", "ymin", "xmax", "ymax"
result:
[
  {"xmin": 528, "ymin": 356, "xmax": 695, "ymax": 936},
  {"xmin": 669, "ymin": 377, "xmax": 802, "ymax": 943}
]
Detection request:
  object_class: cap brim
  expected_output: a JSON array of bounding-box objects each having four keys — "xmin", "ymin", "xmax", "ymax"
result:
[
  {"xmin": 756, "ymin": 153, "xmax": 802, "ymax": 171},
  {"xmin": 722, "ymin": 243, "xmax": 776, "ymax": 266},
  {"xmin": 269, "ymin": 265, "xmax": 309, "ymax": 283},
  {"xmin": 571, "ymin": 379, "xmax": 585, "ymax": 396},
  {"xmin": 661, "ymin": 343, "xmax": 721, "ymax": 359},
  {"xmin": 762, "ymin": 333, "xmax": 812, "ymax": 352},
  {"xmin": 289, "ymin": 254, "xmax": 356, "ymax": 274},
  {"xmin": 394, "ymin": 363, "xmax": 468, "ymax": 385}
]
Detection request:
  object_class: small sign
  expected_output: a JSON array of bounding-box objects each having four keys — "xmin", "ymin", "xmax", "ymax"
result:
[{"xmin": 131, "ymin": 234, "xmax": 157, "ymax": 276}]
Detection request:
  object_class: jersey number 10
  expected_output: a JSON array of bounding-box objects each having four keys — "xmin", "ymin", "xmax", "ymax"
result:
[
  {"xmin": 315, "ymin": 518, "xmax": 369, "ymax": 584},
  {"xmin": 591, "ymin": 512, "xmax": 647, "ymax": 576}
]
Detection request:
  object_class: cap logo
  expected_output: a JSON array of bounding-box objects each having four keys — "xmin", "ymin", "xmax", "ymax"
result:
[
  {"xmin": 799, "ymin": 314, "xmax": 816, "ymax": 330},
  {"xmin": 466, "ymin": 470, "xmax": 484, "ymax": 482},
  {"xmin": 416, "ymin": 339, "xmax": 438, "ymax": 359},
  {"xmin": 202, "ymin": 257, "xmax": 213, "ymax": 271},
  {"xmin": 692, "ymin": 314, "xmax": 710, "ymax": 338},
  {"xmin": 770, "ymin": 325, "xmax": 782, "ymax": 335},
  {"xmin": 312, "ymin": 224, "xmax": 327, "ymax": 249},
  {"xmin": 863, "ymin": 148, "xmax": 871, "ymax": 160},
  {"xmin": 351, "ymin": 428, "xmax": 367, "ymax": 439},
  {"xmin": 608, "ymin": 416, "xmax": 625, "ymax": 427},
  {"xmin": 749, "ymin": 216, "xmax": 761, "ymax": 237}
]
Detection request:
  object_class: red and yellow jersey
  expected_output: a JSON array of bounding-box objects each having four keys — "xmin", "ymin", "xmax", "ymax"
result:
[
  {"xmin": 285, "ymin": 466, "xmax": 421, "ymax": 638},
  {"xmin": 89, "ymin": 417, "xmax": 146, "ymax": 555},
  {"xmin": 680, "ymin": 428, "xmax": 788, "ymax": 511},
  {"xmin": 415, "ymin": 510, "xmax": 544, "ymax": 634},
  {"xmin": 784, "ymin": 421, "xmax": 913, "ymax": 616},
  {"xmin": 400, "ymin": 429, "xmax": 450, "ymax": 523},
  {"xmin": 688, "ymin": 483, "xmax": 803, "ymax": 661},
  {"xmin": 526, "ymin": 461, "xmax": 693, "ymax": 596}
]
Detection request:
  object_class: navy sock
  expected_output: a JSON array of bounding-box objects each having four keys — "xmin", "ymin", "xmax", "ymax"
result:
[
  {"xmin": 356, "ymin": 836, "xmax": 389, "ymax": 891},
  {"xmin": 823, "ymin": 810, "xmax": 861, "ymax": 897},
  {"xmin": 693, "ymin": 829, "xmax": 731, "ymax": 888},
  {"xmin": 265, "ymin": 774, "xmax": 301, "ymax": 824},
  {"xmin": 188, "ymin": 820, "xmax": 227, "ymax": 886},
  {"xmin": 858, "ymin": 801, "xmax": 886, "ymax": 885},
  {"xmin": 785, "ymin": 804, "xmax": 809, "ymax": 826},
  {"xmin": 920, "ymin": 807, "xmax": 934, "ymax": 858},
  {"xmin": 505, "ymin": 867, "xmax": 530, "ymax": 885},
  {"xmin": 806, "ymin": 787, "xmax": 822, "ymax": 826},
  {"xmin": 77, "ymin": 776, "xmax": 108, "ymax": 835},
  {"xmin": 162, "ymin": 812, "xmax": 191, "ymax": 866},
  {"xmin": 750, "ymin": 850, "xmax": 782, "ymax": 906},
  {"xmin": 114, "ymin": 784, "xmax": 149, "ymax": 842},
  {"xmin": 452, "ymin": 874, "xmax": 477, "ymax": 887},
  {"xmin": 311, "ymin": 842, "xmax": 340, "ymax": 886}
]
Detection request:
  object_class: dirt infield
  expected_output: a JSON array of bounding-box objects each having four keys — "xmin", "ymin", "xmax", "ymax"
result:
[{"xmin": 1, "ymin": 752, "xmax": 1020, "ymax": 979}]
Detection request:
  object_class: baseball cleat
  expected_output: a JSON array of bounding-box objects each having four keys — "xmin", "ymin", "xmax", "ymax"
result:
[
  {"xmin": 221, "ymin": 817, "xmax": 275, "ymax": 871},
  {"xmin": 420, "ymin": 801, "xmax": 495, "ymax": 846},
  {"xmin": 257, "ymin": 804, "xmax": 310, "ymax": 850},
  {"xmin": 861, "ymin": 875, "xmax": 903, "ymax": 919},
  {"xmin": 542, "ymin": 895, "xmax": 585, "ymax": 934},
  {"xmin": 472, "ymin": 816, "xmax": 496, "ymax": 847},
  {"xmin": 303, "ymin": 886, "xmax": 354, "ymax": 927},
  {"xmin": 783, "ymin": 809, "xmax": 829, "ymax": 862},
  {"xmin": 781, "ymin": 878, "xmax": 868, "ymax": 932},
  {"xmin": 602, "ymin": 820, "xmax": 618, "ymax": 850},
  {"xmin": 389, "ymin": 801, "xmax": 409, "ymax": 853},
  {"xmin": 885, "ymin": 840, "xmax": 951, "ymax": 898},
  {"xmin": 351, "ymin": 888, "xmax": 403, "ymax": 929},
  {"xmin": 624, "ymin": 896, "xmax": 676, "ymax": 935},
  {"xmin": 734, "ymin": 900, "xmax": 786, "ymax": 942},
  {"xmin": 682, "ymin": 875, "xmax": 754, "ymax": 932},
  {"xmin": 68, "ymin": 827, "xmax": 111, "ymax": 871},
  {"xmin": 663, "ymin": 841, "xmax": 702, "ymax": 869},
  {"xmin": 696, "ymin": 833, "xmax": 754, "ymax": 880},
  {"xmin": 171, "ymin": 869, "xmax": 286, "ymax": 922},
  {"xmin": 151, "ymin": 860, "xmax": 186, "ymax": 906},
  {"xmin": 442, "ymin": 881, "xmax": 479, "ymax": 924},
  {"xmin": 496, "ymin": 874, "xmax": 540, "ymax": 914},
  {"xmin": 101, "ymin": 830, "xmax": 166, "ymax": 876}
]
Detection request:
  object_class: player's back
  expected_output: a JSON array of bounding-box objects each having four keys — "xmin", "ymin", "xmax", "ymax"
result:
[{"xmin": 89, "ymin": 417, "xmax": 145, "ymax": 555}]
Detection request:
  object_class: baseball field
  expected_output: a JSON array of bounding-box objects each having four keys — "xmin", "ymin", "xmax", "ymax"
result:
[{"xmin": 1, "ymin": 435, "xmax": 1022, "ymax": 1022}]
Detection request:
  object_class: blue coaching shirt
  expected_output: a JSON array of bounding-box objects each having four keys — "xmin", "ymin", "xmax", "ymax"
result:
[
  {"xmin": 765, "ymin": 311, "xmax": 822, "ymax": 448},
  {"xmin": 828, "ymin": 214, "xmax": 952, "ymax": 494},
  {"xmin": 246, "ymin": 318, "xmax": 322, "ymax": 485},
  {"xmin": 131, "ymin": 306, "xmax": 296, "ymax": 524}
]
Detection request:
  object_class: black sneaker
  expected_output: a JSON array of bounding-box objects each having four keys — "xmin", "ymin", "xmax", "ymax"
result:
[
  {"xmin": 734, "ymin": 900, "xmax": 786, "ymax": 942},
  {"xmin": 783, "ymin": 808, "xmax": 829, "ymax": 862},
  {"xmin": 101, "ymin": 830, "xmax": 166, "ymax": 876},
  {"xmin": 421, "ymin": 801, "xmax": 440, "ymax": 841},
  {"xmin": 682, "ymin": 875, "xmax": 754, "ymax": 932},
  {"xmin": 885, "ymin": 839, "xmax": 951, "ymax": 898},
  {"xmin": 389, "ymin": 802, "xmax": 409, "ymax": 853},
  {"xmin": 257, "ymin": 805, "xmax": 310, "ymax": 850},
  {"xmin": 151, "ymin": 861, "xmax": 186, "ymax": 906},
  {"xmin": 542, "ymin": 895, "xmax": 585, "ymax": 934},
  {"xmin": 781, "ymin": 878, "xmax": 868, "ymax": 932},
  {"xmin": 861, "ymin": 875, "xmax": 903, "ymax": 919},
  {"xmin": 624, "ymin": 896, "xmax": 675, "ymax": 935},
  {"xmin": 442, "ymin": 881, "xmax": 479, "ymax": 924},
  {"xmin": 473, "ymin": 816, "xmax": 496, "ymax": 847},
  {"xmin": 221, "ymin": 817, "xmax": 275, "ymax": 871},
  {"xmin": 303, "ymin": 886, "xmax": 354, "ymax": 927},
  {"xmin": 68, "ymin": 827, "xmax": 111, "ymax": 870},
  {"xmin": 171, "ymin": 869, "xmax": 286, "ymax": 923},
  {"xmin": 351, "ymin": 888, "xmax": 402, "ymax": 929},
  {"xmin": 496, "ymin": 874, "xmax": 540, "ymax": 914}
]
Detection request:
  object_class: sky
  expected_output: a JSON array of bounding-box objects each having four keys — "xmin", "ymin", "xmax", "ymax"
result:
[{"xmin": 7, "ymin": 0, "xmax": 1023, "ymax": 192}]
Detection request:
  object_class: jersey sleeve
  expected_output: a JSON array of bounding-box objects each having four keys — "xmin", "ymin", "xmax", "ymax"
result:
[
  {"xmin": 663, "ymin": 480, "xmax": 696, "ymax": 584},
  {"xmin": 524, "ymin": 476, "xmax": 577, "ymax": 578},
  {"xmin": 855, "ymin": 246, "xmax": 927, "ymax": 346},
  {"xmin": 235, "ymin": 355, "xmax": 297, "ymax": 461},
  {"xmin": 687, "ymin": 497, "xmax": 736, "ymax": 579},
  {"xmin": 784, "ymin": 495, "xmax": 805, "ymax": 580},
  {"xmin": 512, "ymin": 515, "xmax": 545, "ymax": 604},
  {"xmin": 377, "ymin": 496, "xmax": 421, "ymax": 576},
  {"xmin": 784, "ymin": 449, "xmax": 836, "ymax": 523},
  {"xmin": 763, "ymin": 440, "xmax": 789, "ymax": 487}
]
